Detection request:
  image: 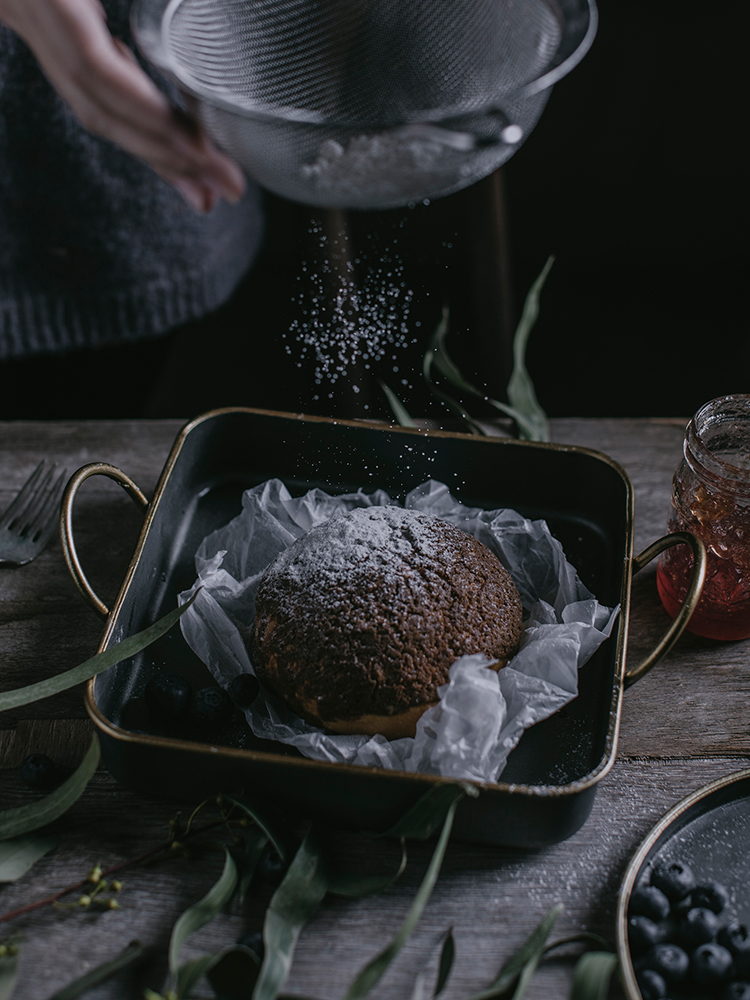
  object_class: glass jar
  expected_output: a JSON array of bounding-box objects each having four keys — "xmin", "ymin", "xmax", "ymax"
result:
[{"xmin": 657, "ymin": 395, "xmax": 750, "ymax": 641}]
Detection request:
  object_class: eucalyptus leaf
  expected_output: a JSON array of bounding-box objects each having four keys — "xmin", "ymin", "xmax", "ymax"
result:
[
  {"xmin": 569, "ymin": 951, "xmax": 618, "ymax": 1000},
  {"xmin": 0, "ymin": 736, "xmax": 100, "ymax": 840},
  {"xmin": 48, "ymin": 940, "xmax": 144, "ymax": 1000},
  {"xmin": 505, "ymin": 256, "xmax": 554, "ymax": 443},
  {"xmin": 0, "ymin": 593, "xmax": 197, "ymax": 713},
  {"xmin": 175, "ymin": 954, "xmax": 222, "ymax": 999},
  {"xmin": 343, "ymin": 796, "xmax": 461, "ymax": 1000},
  {"xmin": 435, "ymin": 927, "xmax": 455, "ymax": 997},
  {"xmin": 0, "ymin": 948, "xmax": 19, "ymax": 1000},
  {"xmin": 465, "ymin": 904, "xmax": 563, "ymax": 1000},
  {"xmin": 253, "ymin": 829, "xmax": 329, "ymax": 1000},
  {"xmin": 378, "ymin": 782, "xmax": 475, "ymax": 841},
  {"xmin": 409, "ymin": 971, "xmax": 427, "ymax": 1000},
  {"xmin": 378, "ymin": 380, "xmax": 417, "ymax": 428},
  {"xmin": 327, "ymin": 839, "xmax": 407, "ymax": 898},
  {"xmin": 0, "ymin": 834, "xmax": 57, "ymax": 883},
  {"xmin": 237, "ymin": 827, "xmax": 269, "ymax": 906},
  {"xmin": 222, "ymin": 795, "xmax": 287, "ymax": 864},
  {"xmin": 169, "ymin": 847, "xmax": 238, "ymax": 978}
]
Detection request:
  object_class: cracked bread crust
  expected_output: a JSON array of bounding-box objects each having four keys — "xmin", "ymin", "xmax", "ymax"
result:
[{"xmin": 249, "ymin": 506, "xmax": 523, "ymax": 736}]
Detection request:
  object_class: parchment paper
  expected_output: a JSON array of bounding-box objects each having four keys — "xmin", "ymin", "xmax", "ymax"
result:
[{"xmin": 179, "ymin": 478, "xmax": 618, "ymax": 782}]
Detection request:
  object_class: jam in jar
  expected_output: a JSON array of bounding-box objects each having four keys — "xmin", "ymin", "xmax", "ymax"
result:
[{"xmin": 657, "ymin": 395, "xmax": 750, "ymax": 641}]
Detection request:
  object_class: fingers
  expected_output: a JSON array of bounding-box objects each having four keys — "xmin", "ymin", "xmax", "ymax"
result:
[{"xmin": 5, "ymin": 0, "xmax": 245, "ymax": 209}]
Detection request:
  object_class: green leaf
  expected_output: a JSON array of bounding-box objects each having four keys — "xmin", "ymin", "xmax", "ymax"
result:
[
  {"xmin": 253, "ymin": 829, "xmax": 329, "ymax": 1000},
  {"xmin": 223, "ymin": 795, "xmax": 288, "ymax": 863},
  {"xmin": 378, "ymin": 380, "xmax": 417, "ymax": 428},
  {"xmin": 505, "ymin": 256, "xmax": 554, "ymax": 443},
  {"xmin": 48, "ymin": 940, "xmax": 144, "ymax": 1000},
  {"xmin": 378, "ymin": 782, "xmax": 476, "ymax": 841},
  {"xmin": 343, "ymin": 796, "xmax": 461, "ymax": 1000},
  {"xmin": 169, "ymin": 846, "xmax": 239, "ymax": 979},
  {"xmin": 409, "ymin": 971, "xmax": 428, "ymax": 1000},
  {"xmin": 175, "ymin": 954, "xmax": 222, "ymax": 999},
  {"xmin": 0, "ymin": 944, "xmax": 20, "ymax": 1000},
  {"xmin": 435, "ymin": 927, "xmax": 455, "ymax": 997},
  {"xmin": 327, "ymin": 839, "xmax": 407, "ymax": 898},
  {"xmin": 465, "ymin": 904, "xmax": 563, "ymax": 1000},
  {"xmin": 422, "ymin": 309, "xmax": 540, "ymax": 440},
  {"xmin": 237, "ymin": 827, "xmax": 269, "ymax": 906},
  {"xmin": 569, "ymin": 951, "xmax": 618, "ymax": 1000},
  {"xmin": 0, "ymin": 834, "xmax": 57, "ymax": 883},
  {"xmin": 0, "ymin": 592, "xmax": 197, "ymax": 713},
  {"xmin": 0, "ymin": 736, "xmax": 100, "ymax": 840}
]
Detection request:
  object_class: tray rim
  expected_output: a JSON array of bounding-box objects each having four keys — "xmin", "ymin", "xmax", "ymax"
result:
[
  {"xmin": 615, "ymin": 765, "xmax": 750, "ymax": 1000},
  {"xmin": 84, "ymin": 405, "xmax": 635, "ymax": 800}
]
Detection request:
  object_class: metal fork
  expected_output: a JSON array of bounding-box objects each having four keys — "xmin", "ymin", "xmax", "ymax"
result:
[{"xmin": 0, "ymin": 460, "xmax": 68, "ymax": 566}]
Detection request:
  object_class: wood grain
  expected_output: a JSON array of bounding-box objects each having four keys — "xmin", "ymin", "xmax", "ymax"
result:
[{"xmin": 1, "ymin": 416, "xmax": 748, "ymax": 1000}]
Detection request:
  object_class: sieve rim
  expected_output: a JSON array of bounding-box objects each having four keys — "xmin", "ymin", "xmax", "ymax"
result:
[{"xmin": 131, "ymin": 0, "xmax": 598, "ymax": 129}]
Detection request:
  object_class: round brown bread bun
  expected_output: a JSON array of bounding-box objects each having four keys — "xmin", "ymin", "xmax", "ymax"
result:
[{"xmin": 250, "ymin": 506, "xmax": 523, "ymax": 739}]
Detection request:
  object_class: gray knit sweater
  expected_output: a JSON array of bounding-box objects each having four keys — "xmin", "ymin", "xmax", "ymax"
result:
[{"xmin": 0, "ymin": 0, "xmax": 264, "ymax": 360}]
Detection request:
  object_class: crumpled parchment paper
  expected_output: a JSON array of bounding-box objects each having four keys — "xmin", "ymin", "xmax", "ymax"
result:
[{"xmin": 179, "ymin": 478, "xmax": 618, "ymax": 783}]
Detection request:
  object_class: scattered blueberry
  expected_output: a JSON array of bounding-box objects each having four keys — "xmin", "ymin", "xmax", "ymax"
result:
[
  {"xmin": 145, "ymin": 670, "xmax": 191, "ymax": 718},
  {"xmin": 19, "ymin": 752, "xmax": 57, "ymax": 790},
  {"xmin": 629, "ymin": 916, "xmax": 667, "ymax": 953},
  {"xmin": 651, "ymin": 860, "xmax": 696, "ymax": 902},
  {"xmin": 640, "ymin": 943, "xmax": 690, "ymax": 983},
  {"xmin": 630, "ymin": 884, "xmax": 672, "ymax": 922},
  {"xmin": 724, "ymin": 983, "xmax": 750, "ymax": 1000},
  {"xmin": 636, "ymin": 967, "xmax": 668, "ymax": 1000},
  {"xmin": 691, "ymin": 942, "xmax": 733, "ymax": 985},
  {"xmin": 237, "ymin": 929, "xmax": 264, "ymax": 961},
  {"xmin": 228, "ymin": 674, "xmax": 260, "ymax": 709},
  {"xmin": 679, "ymin": 906, "xmax": 720, "ymax": 948},
  {"xmin": 719, "ymin": 923, "xmax": 750, "ymax": 958},
  {"xmin": 257, "ymin": 846, "xmax": 286, "ymax": 886},
  {"xmin": 692, "ymin": 880, "xmax": 730, "ymax": 915},
  {"xmin": 190, "ymin": 686, "xmax": 234, "ymax": 729}
]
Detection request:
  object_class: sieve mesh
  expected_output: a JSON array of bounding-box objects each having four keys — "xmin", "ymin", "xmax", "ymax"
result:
[{"xmin": 134, "ymin": 0, "xmax": 596, "ymax": 208}]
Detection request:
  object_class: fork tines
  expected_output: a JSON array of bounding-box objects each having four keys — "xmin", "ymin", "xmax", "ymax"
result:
[{"xmin": 0, "ymin": 460, "xmax": 67, "ymax": 543}]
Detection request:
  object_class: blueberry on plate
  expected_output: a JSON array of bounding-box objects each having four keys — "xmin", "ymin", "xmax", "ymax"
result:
[
  {"xmin": 228, "ymin": 674, "xmax": 260, "ymax": 709},
  {"xmin": 630, "ymin": 885, "xmax": 672, "ymax": 922},
  {"xmin": 691, "ymin": 942, "xmax": 733, "ymax": 985},
  {"xmin": 145, "ymin": 670, "xmax": 191, "ymax": 718},
  {"xmin": 629, "ymin": 916, "xmax": 667, "ymax": 954},
  {"xmin": 635, "ymin": 967, "xmax": 668, "ymax": 1000},
  {"xmin": 692, "ymin": 880, "xmax": 730, "ymax": 914},
  {"xmin": 191, "ymin": 686, "xmax": 234, "ymax": 729},
  {"xmin": 18, "ymin": 752, "xmax": 57, "ymax": 790},
  {"xmin": 679, "ymin": 906, "xmax": 720, "ymax": 948},
  {"xmin": 640, "ymin": 943, "xmax": 690, "ymax": 983},
  {"xmin": 724, "ymin": 983, "xmax": 750, "ymax": 1000},
  {"xmin": 650, "ymin": 859, "xmax": 696, "ymax": 902}
]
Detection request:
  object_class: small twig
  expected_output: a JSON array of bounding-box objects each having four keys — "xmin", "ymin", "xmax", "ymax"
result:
[{"xmin": 0, "ymin": 816, "xmax": 228, "ymax": 926}]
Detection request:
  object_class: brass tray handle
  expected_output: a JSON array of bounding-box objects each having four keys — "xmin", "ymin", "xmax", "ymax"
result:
[
  {"xmin": 60, "ymin": 463, "xmax": 149, "ymax": 619},
  {"xmin": 624, "ymin": 531, "xmax": 706, "ymax": 688}
]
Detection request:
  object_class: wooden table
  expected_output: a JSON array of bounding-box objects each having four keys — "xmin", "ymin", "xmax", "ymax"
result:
[{"xmin": 2, "ymin": 417, "xmax": 749, "ymax": 1000}]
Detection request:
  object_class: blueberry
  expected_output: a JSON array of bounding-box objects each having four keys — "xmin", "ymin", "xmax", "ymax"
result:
[
  {"xmin": 719, "ymin": 923, "xmax": 750, "ymax": 958},
  {"xmin": 691, "ymin": 943, "xmax": 733, "ymax": 985},
  {"xmin": 236, "ymin": 929, "xmax": 264, "ymax": 961},
  {"xmin": 145, "ymin": 671, "xmax": 191, "ymax": 718},
  {"xmin": 724, "ymin": 984, "xmax": 750, "ymax": 1000},
  {"xmin": 257, "ymin": 846, "xmax": 286, "ymax": 886},
  {"xmin": 679, "ymin": 906, "xmax": 720, "ymax": 948},
  {"xmin": 640, "ymin": 943, "xmax": 690, "ymax": 983},
  {"xmin": 651, "ymin": 860, "xmax": 696, "ymax": 902},
  {"xmin": 191, "ymin": 686, "xmax": 234, "ymax": 729},
  {"xmin": 18, "ymin": 752, "xmax": 57, "ymax": 790},
  {"xmin": 692, "ymin": 880, "xmax": 730, "ymax": 914},
  {"xmin": 630, "ymin": 885, "xmax": 672, "ymax": 922},
  {"xmin": 629, "ymin": 916, "xmax": 668, "ymax": 954},
  {"xmin": 635, "ymin": 967, "xmax": 668, "ymax": 1000},
  {"xmin": 228, "ymin": 674, "xmax": 260, "ymax": 709}
]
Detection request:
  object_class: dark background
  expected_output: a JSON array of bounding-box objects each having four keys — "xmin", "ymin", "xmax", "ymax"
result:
[{"xmin": 2, "ymin": 0, "xmax": 746, "ymax": 421}]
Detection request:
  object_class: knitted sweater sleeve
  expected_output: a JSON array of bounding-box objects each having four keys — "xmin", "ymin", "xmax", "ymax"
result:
[{"xmin": 0, "ymin": 0, "xmax": 265, "ymax": 360}]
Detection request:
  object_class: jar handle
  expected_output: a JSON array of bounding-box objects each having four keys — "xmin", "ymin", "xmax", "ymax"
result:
[{"xmin": 624, "ymin": 531, "xmax": 706, "ymax": 688}]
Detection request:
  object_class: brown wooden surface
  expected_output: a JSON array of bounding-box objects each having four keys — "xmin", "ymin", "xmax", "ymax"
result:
[{"xmin": 1, "ymin": 416, "xmax": 749, "ymax": 1000}]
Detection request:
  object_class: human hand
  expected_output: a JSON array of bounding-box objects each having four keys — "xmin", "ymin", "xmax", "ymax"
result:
[{"xmin": 0, "ymin": 0, "xmax": 245, "ymax": 212}]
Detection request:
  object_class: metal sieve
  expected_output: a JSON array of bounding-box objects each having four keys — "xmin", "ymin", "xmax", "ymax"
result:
[{"xmin": 132, "ymin": 0, "xmax": 598, "ymax": 210}]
